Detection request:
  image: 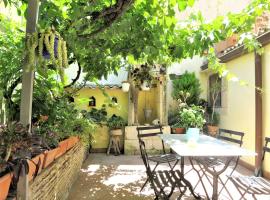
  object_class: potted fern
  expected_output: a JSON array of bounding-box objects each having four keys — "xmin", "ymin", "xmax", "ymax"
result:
[{"xmin": 107, "ymin": 115, "xmax": 126, "ymax": 136}]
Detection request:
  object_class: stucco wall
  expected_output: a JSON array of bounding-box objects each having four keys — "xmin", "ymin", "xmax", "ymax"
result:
[
  {"xmin": 218, "ymin": 53, "xmax": 256, "ymax": 166},
  {"xmin": 74, "ymin": 88, "xmax": 128, "ymax": 150},
  {"xmin": 262, "ymin": 44, "xmax": 270, "ymax": 174}
]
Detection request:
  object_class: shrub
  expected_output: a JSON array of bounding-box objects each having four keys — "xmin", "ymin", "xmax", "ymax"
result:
[{"xmin": 172, "ymin": 71, "xmax": 201, "ymax": 105}]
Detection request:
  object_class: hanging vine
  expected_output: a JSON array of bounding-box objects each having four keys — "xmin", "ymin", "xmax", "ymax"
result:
[{"xmin": 26, "ymin": 27, "xmax": 68, "ymax": 83}]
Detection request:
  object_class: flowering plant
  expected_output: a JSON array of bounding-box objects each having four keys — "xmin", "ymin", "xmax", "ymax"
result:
[{"xmin": 179, "ymin": 105, "xmax": 205, "ymax": 129}]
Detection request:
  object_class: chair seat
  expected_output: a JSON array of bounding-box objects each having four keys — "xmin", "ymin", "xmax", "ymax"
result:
[
  {"xmin": 229, "ymin": 176, "xmax": 270, "ymax": 195},
  {"xmin": 149, "ymin": 154, "xmax": 180, "ymax": 164},
  {"xmin": 153, "ymin": 170, "xmax": 185, "ymax": 188}
]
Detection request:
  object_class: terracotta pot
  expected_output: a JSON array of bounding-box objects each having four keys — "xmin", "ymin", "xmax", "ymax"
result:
[
  {"xmin": 111, "ymin": 129, "xmax": 122, "ymax": 136},
  {"xmin": 207, "ymin": 125, "xmax": 219, "ymax": 136},
  {"xmin": 66, "ymin": 136, "xmax": 79, "ymax": 151},
  {"xmin": 214, "ymin": 34, "xmax": 238, "ymax": 54},
  {"xmin": 42, "ymin": 147, "xmax": 59, "ymax": 169},
  {"xmin": 28, "ymin": 154, "xmax": 45, "ymax": 181},
  {"xmin": 0, "ymin": 173, "xmax": 12, "ymax": 200},
  {"xmin": 172, "ymin": 127, "xmax": 186, "ymax": 134},
  {"xmin": 55, "ymin": 139, "xmax": 69, "ymax": 159}
]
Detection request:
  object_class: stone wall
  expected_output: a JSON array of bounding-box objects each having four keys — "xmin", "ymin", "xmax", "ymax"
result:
[
  {"xmin": 29, "ymin": 143, "xmax": 86, "ymax": 200},
  {"xmin": 125, "ymin": 126, "xmax": 171, "ymax": 155}
]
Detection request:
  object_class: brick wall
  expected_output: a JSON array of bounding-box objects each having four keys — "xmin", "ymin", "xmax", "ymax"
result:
[{"xmin": 29, "ymin": 143, "xmax": 86, "ymax": 200}]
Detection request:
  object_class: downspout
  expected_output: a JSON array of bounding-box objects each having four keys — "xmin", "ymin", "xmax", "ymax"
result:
[{"xmin": 255, "ymin": 52, "xmax": 263, "ymax": 175}]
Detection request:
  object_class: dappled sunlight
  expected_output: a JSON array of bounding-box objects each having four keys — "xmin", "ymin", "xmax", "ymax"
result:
[{"xmin": 68, "ymin": 154, "xmax": 256, "ymax": 200}]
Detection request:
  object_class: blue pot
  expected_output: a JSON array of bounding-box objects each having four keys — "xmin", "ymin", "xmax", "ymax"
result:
[{"xmin": 186, "ymin": 128, "xmax": 200, "ymax": 142}]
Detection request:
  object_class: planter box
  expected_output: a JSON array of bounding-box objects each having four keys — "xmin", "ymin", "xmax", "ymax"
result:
[
  {"xmin": 55, "ymin": 139, "xmax": 69, "ymax": 159},
  {"xmin": 28, "ymin": 154, "xmax": 45, "ymax": 182},
  {"xmin": 66, "ymin": 136, "xmax": 79, "ymax": 151},
  {"xmin": 43, "ymin": 147, "xmax": 59, "ymax": 169},
  {"xmin": 0, "ymin": 173, "xmax": 12, "ymax": 200}
]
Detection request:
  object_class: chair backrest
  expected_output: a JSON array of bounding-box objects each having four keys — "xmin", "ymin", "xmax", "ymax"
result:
[
  {"xmin": 256, "ymin": 137, "xmax": 270, "ymax": 177},
  {"xmin": 137, "ymin": 125, "xmax": 165, "ymax": 153},
  {"xmin": 218, "ymin": 129, "xmax": 244, "ymax": 147}
]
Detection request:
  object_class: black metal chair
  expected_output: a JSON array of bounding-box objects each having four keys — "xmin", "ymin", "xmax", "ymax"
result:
[
  {"xmin": 138, "ymin": 136, "xmax": 187, "ymax": 200},
  {"xmin": 193, "ymin": 129, "xmax": 245, "ymax": 199},
  {"xmin": 228, "ymin": 137, "xmax": 270, "ymax": 200},
  {"xmin": 137, "ymin": 125, "xmax": 181, "ymax": 191}
]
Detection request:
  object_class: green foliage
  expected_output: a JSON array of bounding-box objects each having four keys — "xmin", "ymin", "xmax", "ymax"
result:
[
  {"xmin": 107, "ymin": 115, "xmax": 126, "ymax": 130},
  {"xmin": 0, "ymin": 122, "xmax": 28, "ymax": 162},
  {"xmin": 82, "ymin": 105, "xmax": 108, "ymax": 124},
  {"xmin": 172, "ymin": 72, "xmax": 201, "ymax": 105},
  {"xmin": 179, "ymin": 105, "xmax": 205, "ymax": 129},
  {"xmin": 131, "ymin": 64, "xmax": 154, "ymax": 88}
]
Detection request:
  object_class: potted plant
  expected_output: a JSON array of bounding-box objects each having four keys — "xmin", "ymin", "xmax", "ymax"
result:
[
  {"xmin": 131, "ymin": 64, "xmax": 154, "ymax": 91},
  {"xmin": 107, "ymin": 115, "xmax": 126, "ymax": 136},
  {"xmin": 206, "ymin": 76, "xmax": 224, "ymax": 136},
  {"xmin": 121, "ymin": 81, "xmax": 130, "ymax": 92},
  {"xmin": 171, "ymin": 91, "xmax": 190, "ymax": 134},
  {"xmin": 180, "ymin": 105, "xmax": 205, "ymax": 142}
]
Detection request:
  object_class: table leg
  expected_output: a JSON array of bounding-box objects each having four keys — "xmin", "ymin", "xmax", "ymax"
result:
[
  {"xmin": 180, "ymin": 157, "xmax": 201, "ymax": 199},
  {"xmin": 191, "ymin": 157, "xmax": 234, "ymax": 200}
]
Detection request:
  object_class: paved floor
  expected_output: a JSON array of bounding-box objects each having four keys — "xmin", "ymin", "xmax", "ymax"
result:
[{"xmin": 67, "ymin": 153, "xmax": 266, "ymax": 200}]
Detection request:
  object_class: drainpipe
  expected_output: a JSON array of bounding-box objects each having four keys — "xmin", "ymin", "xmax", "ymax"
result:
[{"xmin": 255, "ymin": 52, "xmax": 263, "ymax": 175}]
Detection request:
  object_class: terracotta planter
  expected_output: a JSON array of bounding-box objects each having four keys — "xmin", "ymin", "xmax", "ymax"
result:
[
  {"xmin": 66, "ymin": 136, "xmax": 79, "ymax": 151},
  {"xmin": 43, "ymin": 147, "xmax": 59, "ymax": 169},
  {"xmin": 207, "ymin": 125, "xmax": 219, "ymax": 136},
  {"xmin": 172, "ymin": 127, "xmax": 186, "ymax": 134},
  {"xmin": 55, "ymin": 139, "xmax": 69, "ymax": 159},
  {"xmin": 28, "ymin": 154, "xmax": 45, "ymax": 181},
  {"xmin": 214, "ymin": 34, "xmax": 238, "ymax": 54},
  {"xmin": 0, "ymin": 173, "xmax": 12, "ymax": 200}
]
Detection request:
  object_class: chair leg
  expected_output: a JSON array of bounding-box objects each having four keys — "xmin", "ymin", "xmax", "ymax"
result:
[{"xmin": 140, "ymin": 162, "xmax": 159, "ymax": 192}]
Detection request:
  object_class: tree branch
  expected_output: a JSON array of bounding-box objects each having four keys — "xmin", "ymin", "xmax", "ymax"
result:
[{"xmin": 77, "ymin": 0, "xmax": 134, "ymax": 39}]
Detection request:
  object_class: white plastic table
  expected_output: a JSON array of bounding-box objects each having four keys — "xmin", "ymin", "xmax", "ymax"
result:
[{"xmin": 159, "ymin": 134, "xmax": 256, "ymax": 200}]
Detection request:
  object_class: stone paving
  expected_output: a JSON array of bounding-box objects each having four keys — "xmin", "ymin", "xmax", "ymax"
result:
[{"xmin": 68, "ymin": 153, "xmax": 268, "ymax": 200}]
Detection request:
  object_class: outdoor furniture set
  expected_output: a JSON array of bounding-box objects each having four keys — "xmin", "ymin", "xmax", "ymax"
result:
[{"xmin": 137, "ymin": 125, "xmax": 270, "ymax": 200}]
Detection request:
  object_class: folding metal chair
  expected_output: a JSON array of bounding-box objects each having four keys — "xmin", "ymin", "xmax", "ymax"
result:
[
  {"xmin": 137, "ymin": 125, "xmax": 181, "ymax": 191},
  {"xmin": 138, "ymin": 137, "xmax": 187, "ymax": 200},
  {"xmin": 228, "ymin": 137, "xmax": 270, "ymax": 200},
  {"xmin": 193, "ymin": 129, "xmax": 244, "ymax": 199}
]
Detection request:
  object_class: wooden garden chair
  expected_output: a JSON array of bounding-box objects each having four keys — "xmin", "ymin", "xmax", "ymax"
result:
[
  {"xmin": 228, "ymin": 137, "xmax": 270, "ymax": 200},
  {"xmin": 137, "ymin": 125, "xmax": 181, "ymax": 192}
]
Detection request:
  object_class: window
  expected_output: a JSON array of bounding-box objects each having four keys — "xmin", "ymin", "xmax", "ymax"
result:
[
  {"xmin": 112, "ymin": 97, "xmax": 118, "ymax": 104},
  {"xmin": 89, "ymin": 96, "xmax": 96, "ymax": 107},
  {"xmin": 209, "ymin": 74, "xmax": 222, "ymax": 107}
]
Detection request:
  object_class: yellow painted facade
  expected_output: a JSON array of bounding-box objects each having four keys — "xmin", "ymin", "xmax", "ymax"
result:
[
  {"xmin": 262, "ymin": 43, "xmax": 270, "ymax": 173},
  {"xmin": 218, "ymin": 53, "xmax": 256, "ymax": 166},
  {"xmin": 74, "ymin": 88, "xmax": 128, "ymax": 149},
  {"xmin": 74, "ymin": 87, "xmax": 160, "ymax": 149},
  {"xmin": 200, "ymin": 48, "xmax": 270, "ymax": 174}
]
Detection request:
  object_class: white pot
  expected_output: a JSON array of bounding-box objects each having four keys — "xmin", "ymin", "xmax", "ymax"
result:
[
  {"xmin": 186, "ymin": 128, "xmax": 200, "ymax": 142},
  {"xmin": 122, "ymin": 82, "xmax": 130, "ymax": 92},
  {"xmin": 141, "ymin": 81, "xmax": 150, "ymax": 91}
]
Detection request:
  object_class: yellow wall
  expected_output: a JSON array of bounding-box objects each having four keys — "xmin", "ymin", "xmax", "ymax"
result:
[
  {"xmin": 137, "ymin": 87, "xmax": 159, "ymax": 124},
  {"xmin": 220, "ymin": 53, "xmax": 256, "ymax": 166},
  {"xmin": 74, "ymin": 88, "xmax": 128, "ymax": 149},
  {"xmin": 262, "ymin": 44, "xmax": 270, "ymax": 173},
  {"xmin": 201, "ymin": 53, "xmax": 256, "ymax": 166}
]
